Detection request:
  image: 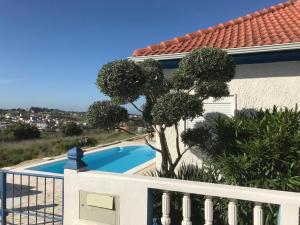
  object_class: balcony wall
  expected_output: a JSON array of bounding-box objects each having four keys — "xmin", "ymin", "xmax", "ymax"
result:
[{"xmin": 63, "ymin": 169, "xmax": 300, "ymax": 225}]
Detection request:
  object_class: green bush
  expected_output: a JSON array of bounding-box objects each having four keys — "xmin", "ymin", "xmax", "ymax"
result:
[
  {"xmin": 181, "ymin": 106, "xmax": 300, "ymax": 224},
  {"xmin": 61, "ymin": 122, "xmax": 83, "ymax": 136},
  {"xmin": 183, "ymin": 106, "xmax": 300, "ymax": 189},
  {"xmin": 6, "ymin": 122, "xmax": 40, "ymax": 141}
]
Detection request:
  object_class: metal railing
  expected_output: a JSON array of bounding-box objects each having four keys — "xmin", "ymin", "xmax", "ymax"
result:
[{"xmin": 0, "ymin": 170, "xmax": 64, "ymax": 225}]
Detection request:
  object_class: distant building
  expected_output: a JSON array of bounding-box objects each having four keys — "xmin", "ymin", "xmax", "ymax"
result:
[
  {"xmin": 4, "ymin": 113, "xmax": 11, "ymax": 119},
  {"xmin": 30, "ymin": 115, "xmax": 38, "ymax": 123},
  {"xmin": 36, "ymin": 122, "xmax": 48, "ymax": 130}
]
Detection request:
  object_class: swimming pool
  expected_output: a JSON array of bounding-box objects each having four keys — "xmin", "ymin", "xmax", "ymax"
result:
[{"xmin": 28, "ymin": 145, "xmax": 155, "ymax": 174}]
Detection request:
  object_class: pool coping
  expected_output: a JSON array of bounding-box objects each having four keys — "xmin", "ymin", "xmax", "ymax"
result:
[
  {"xmin": 125, "ymin": 158, "xmax": 156, "ymax": 174},
  {"xmin": 4, "ymin": 134, "xmax": 147, "ymax": 169}
]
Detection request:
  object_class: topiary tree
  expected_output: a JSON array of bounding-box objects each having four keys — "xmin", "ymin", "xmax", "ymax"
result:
[
  {"xmin": 88, "ymin": 47, "xmax": 235, "ymax": 175},
  {"xmin": 61, "ymin": 122, "xmax": 83, "ymax": 136},
  {"xmin": 86, "ymin": 101, "xmax": 129, "ymax": 130}
]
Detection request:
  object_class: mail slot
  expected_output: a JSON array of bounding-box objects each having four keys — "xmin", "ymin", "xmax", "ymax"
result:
[{"xmin": 79, "ymin": 191, "xmax": 119, "ymax": 225}]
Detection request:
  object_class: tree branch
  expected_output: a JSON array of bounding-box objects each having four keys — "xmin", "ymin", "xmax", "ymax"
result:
[
  {"xmin": 171, "ymin": 148, "xmax": 189, "ymax": 170},
  {"xmin": 187, "ymin": 85, "xmax": 196, "ymax": 94},
  {"xmin": 117, "ymin": 126, "xmax": 161, "ymax": 153},
  {"xmin": 170, "ymin": 123, "xmax": 189, "ymax": 171},
  {"xmin": 174, "ymin": 123, "xmax": 181, "ymax": 158},
  {"xmin": 143, "ymin": 136, "xmax": 162, "ymax": 153},
  {"xmin": 152, "ymin": 125, "xmax": 159, "ymax": 134},
  {"xmin": 129, "ymin": 101, "xmax": 143, "ymax": 114},
  {"xmin": 115, "ymin": 126, "xmax": 136, "ymax": 135}
]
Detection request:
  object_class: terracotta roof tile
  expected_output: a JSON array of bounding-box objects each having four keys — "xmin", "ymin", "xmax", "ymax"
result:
[{"xmin": 132, "ymin": 0, "xmax": 300, "ymax": 56}]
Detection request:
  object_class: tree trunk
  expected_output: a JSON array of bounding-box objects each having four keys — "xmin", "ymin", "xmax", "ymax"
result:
[{"xmin": 157, "ymin": 126, "xmax": 170, "ymax": 176}]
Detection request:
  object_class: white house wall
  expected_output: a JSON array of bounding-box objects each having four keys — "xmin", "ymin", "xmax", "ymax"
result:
[
  {"xmin": 157, "ymin": 60, "xmax": 300, "ymax": 169},
  {"xmin": 232, "ymin": 60, "xmax": 300, "ymax": 110}
]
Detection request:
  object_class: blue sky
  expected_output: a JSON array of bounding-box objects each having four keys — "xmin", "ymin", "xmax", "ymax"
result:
[{"xmin": 0, "ymin": 0, "xmax": 283, "ymax": 113}]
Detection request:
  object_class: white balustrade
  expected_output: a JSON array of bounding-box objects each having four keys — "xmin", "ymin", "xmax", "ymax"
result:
[
  {"xmin": 228, "ymin": 200, "xmax": 237, "ymax": 225},
  {"xmin": 161, "ymin": 192, "xmax": 171, "ymax": 225},
  {"xmin": 181, "ymin": 193, "xmax": 192, "ymax": 225},
  {"xmin": 64, "ymin": 170, "xmax": 300, "ymax": 225},
  {"xmin": 204, "ymin": 196, "xmax": 213, "ymax": 225},
  {"xmin": 278, "ymin": 204, "xmax": 299, "ymax": 225},
  {"xmin": 253, "ymin": 203, "xmax": 263, "ymax": 225}
]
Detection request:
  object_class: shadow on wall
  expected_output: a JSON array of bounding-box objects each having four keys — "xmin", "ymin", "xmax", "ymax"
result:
[
  {"xmin": 188, "ymin": 109, "xmax": 259, "ymax": 159},
  {"xmin": 235, "ymin": 61, "xmax": 300, "ymax": 79},
  {"xmin": 187, "ymin": 112, "xmax": 228, "ymax": 160}
]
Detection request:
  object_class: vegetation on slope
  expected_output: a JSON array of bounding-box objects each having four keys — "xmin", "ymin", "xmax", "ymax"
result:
[{"xmin": 0, "ymin": 130, "xmax": 135, "ymax": 167}]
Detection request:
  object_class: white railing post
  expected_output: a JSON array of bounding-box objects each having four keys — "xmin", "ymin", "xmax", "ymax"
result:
[
  {"xmin": 278, "ymin": 204, "xmax": 299, "ymax": 225},
  {"xmin": 204, "ymin": 196, "xmax": 213, "ymax": 225},
  {"xmin": 181, "ymin": 193, "xmax": 192, "ymax": 225},
  {"xmin": 161, "ymin": 192, "xmax": 171, "ymax": 225},
  {"xmin": 253, "ymin": 203, "xmax": 263, "ymax": 225},
  {"xmin": 228, "ymin": 200, "xmax": 237, "ymax": 225}
]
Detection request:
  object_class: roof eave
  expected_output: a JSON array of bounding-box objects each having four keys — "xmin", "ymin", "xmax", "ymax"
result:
[{"xmin": 128, "ymin": 42, "xmax": 300, "ymax": 62}]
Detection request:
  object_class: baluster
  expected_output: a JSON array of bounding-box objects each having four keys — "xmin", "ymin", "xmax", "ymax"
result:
[
  {"xmin": 278, "ymin": 204, "xmax": 299, "ymax": 225},
  {"xmin": 181, "ymin": 193, "xmax": 192, "ymax": 225},
  {"xmin": 228, "ymin": 200, "xmax": 237, "ymax": 225},
  {"xmin": 161, "ymin": 192, "xmax": 171, "ymax": 225},
  {"xmin": 253, "ymin": 203, "xmax": 263, "ymax": 225},
  {"xmin": 204, "ymin": 196, "xmax": 213, "ymax": 225}
]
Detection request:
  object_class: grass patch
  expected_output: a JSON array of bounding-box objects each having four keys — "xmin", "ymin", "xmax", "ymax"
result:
[{"xmin": 0, "ymin": 130, "xmax": 136, "ymax": 167}]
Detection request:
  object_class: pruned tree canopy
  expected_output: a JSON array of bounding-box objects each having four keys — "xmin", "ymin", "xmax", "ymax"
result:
[
  {"xmin": 177, "ymin": 47, "xmax": 235, "ymax": 92},
  {"xmin": 138, "ymin": 59, "xmax": 165, "ymax": 97},
  {"xmin": 97, "ymin": 60, "xmax": 146, "ymax": 104},
  {"xmin": 152, "ymin": 92, "xmax": 203, "ymax": 127},
  {"xmin": 86, "ymin": 101, "xmax": 128, "ymax": 129}
]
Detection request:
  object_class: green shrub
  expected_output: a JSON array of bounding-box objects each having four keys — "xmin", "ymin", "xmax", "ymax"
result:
[
  {"xmin": 6, "ymin": 122, "xmax": 40, "ymax": 141},
  {"xmin": 61, "ymin": 122, "xmax": 83, "ymax": 136},
  {"xmin": 183, "ymin": 106, "xmax": 300, "ymax": 189},
  {"xmin": 181, "ymin": 106, "xmax": 300, "ymax": 224}
]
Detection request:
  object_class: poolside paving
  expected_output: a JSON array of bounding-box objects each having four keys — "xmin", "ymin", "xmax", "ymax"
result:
[{"xmin": 4, "ymin": 174, "xmax": 63, "ymax": 225}]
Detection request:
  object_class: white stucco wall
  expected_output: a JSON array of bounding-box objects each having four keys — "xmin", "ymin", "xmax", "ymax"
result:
[
  {"xmin": 64, "ymin": 169, "xmax": 151, "ymax": 225},
  {"xmin": 157, "ymin": 60, "xmax": 300, "ymax": 169},
  {"xmin": 231, "ymin": 61, "xmax": 300, "ymax": 110}
]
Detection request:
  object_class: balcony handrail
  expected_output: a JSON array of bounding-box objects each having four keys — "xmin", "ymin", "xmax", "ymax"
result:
[{"xmin": 83, "ymin": 171, "xmax": 300, "ymax": 206}]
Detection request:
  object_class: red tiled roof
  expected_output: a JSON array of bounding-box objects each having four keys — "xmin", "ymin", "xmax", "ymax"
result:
[{"xmin": 132, "ymin": 0, "xmax": 300, "ymax": 57}]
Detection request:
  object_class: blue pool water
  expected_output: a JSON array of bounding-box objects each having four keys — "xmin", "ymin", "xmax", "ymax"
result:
[{"xmin": 28, "ymin": 145, "xmax": 155, "ymax": 174}]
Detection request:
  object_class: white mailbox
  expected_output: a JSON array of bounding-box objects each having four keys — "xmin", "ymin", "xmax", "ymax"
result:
[{"xmin": 79, "ymin": 191, "xmax": 119, "ymax": 225}]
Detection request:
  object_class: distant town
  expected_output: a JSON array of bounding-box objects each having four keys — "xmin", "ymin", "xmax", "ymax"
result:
[
  {"xmin": 0, "ymin": 106, "xmax": 143, "ymax": 168},
  {"xmin": 0, "ymin": 107, "xmax": 141, "ymax": 132},
  {"xmin": 0, "ymin": 107, "xmax": 88, "ymax": 131}
]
